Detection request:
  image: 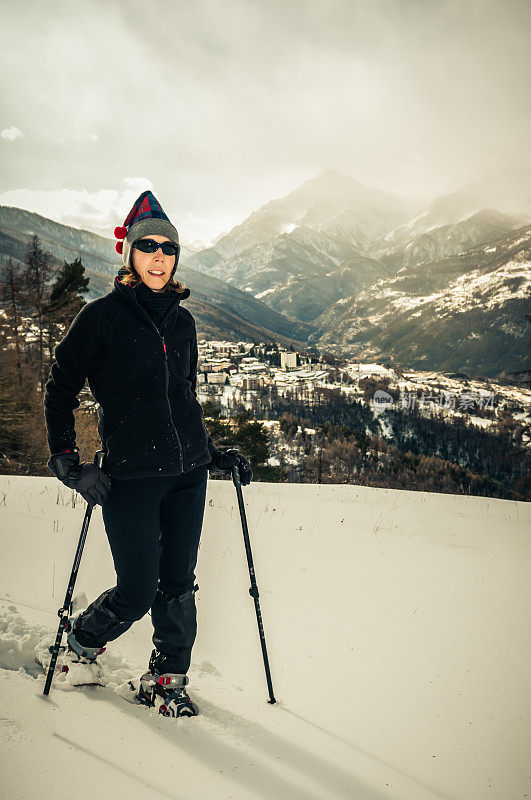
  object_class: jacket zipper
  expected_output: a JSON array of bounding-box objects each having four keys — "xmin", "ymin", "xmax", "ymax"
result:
[
  {"xmin": 161, "ymin": 334, "xmax": 184, "ymax": 472},
  {"xmin": 140, "ymin": 312, "xmax": 184, "ymax": 473}
]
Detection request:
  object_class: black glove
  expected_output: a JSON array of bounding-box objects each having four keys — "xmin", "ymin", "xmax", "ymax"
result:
[
  {"xmin": 48, "ymin": 449, "xmax": 112, "ymax": 508},
  {"xmin": 208, "ymin": 447, "xmax": 253, "ymax": 486}
]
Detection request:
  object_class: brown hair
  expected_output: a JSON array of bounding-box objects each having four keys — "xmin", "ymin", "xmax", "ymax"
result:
[{"xmin": 119, "ymin": 262, "xmax": 187, "ymax": 294}]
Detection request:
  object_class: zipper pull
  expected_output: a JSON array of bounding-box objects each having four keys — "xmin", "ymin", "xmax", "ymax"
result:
[{"xmin": 162, "ymin": 339, "xmax": 167, "ymax": 354}]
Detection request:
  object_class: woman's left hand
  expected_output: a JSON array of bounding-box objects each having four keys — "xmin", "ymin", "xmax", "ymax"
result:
[{"xmin": 209, "ymin": 448, "xmax": 253, "ymax": 485}]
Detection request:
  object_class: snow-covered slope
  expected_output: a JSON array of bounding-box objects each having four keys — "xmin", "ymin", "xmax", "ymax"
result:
[
  {"xmin": 375, "ymin": 191, "xmax": 514, "ymax": 252},
  {"xmin": 205, "ymin": 224, "xmax": 360, "ymax": 291},
  {"xmin": 1, "ymin": 475, "xmax": 529, "ymax": 800},
  {"xmin": 254, "ymin": 254, "xmax": 394, "ymax": 323},
  {"xmin": 374, "ymin": 208, "xmax": 521, "ymax": 269},
  {"xmin": 313, "ymin": 224, "xmax": 531, "ymax": 375}
]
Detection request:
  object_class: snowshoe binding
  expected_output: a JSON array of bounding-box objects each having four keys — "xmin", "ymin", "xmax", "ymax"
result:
[{"xmin": 136, "ymin": 671, "xmax": 198, "ymax": 717}]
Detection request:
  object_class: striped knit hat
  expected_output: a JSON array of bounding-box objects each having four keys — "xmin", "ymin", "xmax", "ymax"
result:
[{"xmin": 114, "ymin": 190, "xmax": 180, "ymax": 276}]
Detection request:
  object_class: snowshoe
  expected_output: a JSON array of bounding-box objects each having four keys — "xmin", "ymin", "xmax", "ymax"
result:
[
  {"xmin": 36, "ymin": 626, "xmax": 106, "ymax": 687},
  {"xmin": 136, "ymin": 671, "xmax": 198, "ymax": 717}
]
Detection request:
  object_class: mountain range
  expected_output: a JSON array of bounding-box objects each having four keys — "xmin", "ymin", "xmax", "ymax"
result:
[
  {"xmin": 0, "ymin": 205, "xmax": 313, "ymax": 348},
  {"xmin": 1, "ymin": 169, "xmax": 529, "ymax": 377}
]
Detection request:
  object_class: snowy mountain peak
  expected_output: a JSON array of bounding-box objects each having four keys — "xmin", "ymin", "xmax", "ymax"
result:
[{"xmin": 212, "ymin": 170, "xmax": 414, "ymax": 260}]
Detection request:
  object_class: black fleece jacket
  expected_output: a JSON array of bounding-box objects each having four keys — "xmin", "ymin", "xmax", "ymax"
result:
[{"xmin": 43, "ymin": 277, "xmax": 214, "ymax": 479}]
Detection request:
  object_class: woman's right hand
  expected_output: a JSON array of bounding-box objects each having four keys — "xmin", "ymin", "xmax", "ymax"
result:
[
  {"xmin": 208, "ymin": 447, "xmax": 253, "ymax": 485},
  {"xmin": 48, "ymin": 450, "xmax": 112, "ymax": 507}
]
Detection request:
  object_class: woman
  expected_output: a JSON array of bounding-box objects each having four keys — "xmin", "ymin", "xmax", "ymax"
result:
[{"xmin": 44, "ymin": 190, "xmax": 252, "ymax": 717}]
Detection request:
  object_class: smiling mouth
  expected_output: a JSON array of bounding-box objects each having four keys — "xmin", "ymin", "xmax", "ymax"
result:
[{"xmin": 148, "ymin": 270, "xmax": 164, "ymax": 276}]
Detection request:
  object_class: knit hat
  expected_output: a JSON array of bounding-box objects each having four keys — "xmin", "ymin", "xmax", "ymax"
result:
[{"xmin": 114, "ymin": 190, "xmax": 180, "ymax": 276}]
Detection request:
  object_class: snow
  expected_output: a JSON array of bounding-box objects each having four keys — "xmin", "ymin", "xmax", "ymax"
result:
[
  {"xmin": 387, "ymin": 260, "xmax": 531, "ymax": 316},
  {"xmin": 1, "ymin": 474, "xmax": 530, "ymax": 800},
  {"xmin": 349, "ymin": 363, "xmax": 393, "ymax": 376},
  {"xmin": 467, "ymin": 415, "xmax": 493, "ymax": 429},
  {"xmin": 377, "ymin": 413, "xmax": 394, "ymax": 438},
  {"xmin": 254, "ymin": 287, "xmax": 276, "ymax": 299}
]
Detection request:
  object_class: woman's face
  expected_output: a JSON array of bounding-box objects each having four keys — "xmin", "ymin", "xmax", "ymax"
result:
[{"xmin": 131, "ymin": 234, "xmax": 176, "ymax": 292}]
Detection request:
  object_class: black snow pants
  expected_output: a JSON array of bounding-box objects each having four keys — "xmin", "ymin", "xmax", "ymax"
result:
[{"xmin": 73, "ymin": 463, "xmax": 208, "ymax": 674}]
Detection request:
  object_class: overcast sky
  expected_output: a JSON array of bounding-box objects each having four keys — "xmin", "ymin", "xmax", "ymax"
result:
[{"xmin": 0, "ymin": 0, "xmax": 529, "ymax": 246}]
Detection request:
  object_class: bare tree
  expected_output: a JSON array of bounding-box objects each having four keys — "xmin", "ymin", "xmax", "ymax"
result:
[
  {"xmin": 23, "ymin": 235, "xmax": 55, "ymax": 392},
  {"xmin": 0, "ymin": 257, "xmax": 29, "ymax": 388}
]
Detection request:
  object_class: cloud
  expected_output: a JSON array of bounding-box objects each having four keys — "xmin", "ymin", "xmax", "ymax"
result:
[
  {"xmin": 0, "ymin": 0, "xmax": 529, "ymax": 221},
  {"xmin": 1, "ymin": 127, "xmax": 24, "ymax": 141},
  {"xmin": 0, "ymin": 177, "xmax": 236, "ymax": 245},
  {"xmin": 59, "ymin": 133, "xmax": 99, "ymax": 148},
  {"xmin": 176, "ymin": 210, "xmax": 243, "ymax": 248},
  {"xmin": 0, "ymin": 181, "xmax": 153, "ymax": 239},
  {"xmin": 73, "ymin": 133, "xmax": 99, "ymax": 142},
  {"xmin": 123, "ymin": 177, "xmax": 154, "ymax": 191}
]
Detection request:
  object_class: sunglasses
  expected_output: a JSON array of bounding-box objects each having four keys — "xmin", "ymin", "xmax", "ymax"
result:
[{"xmin": 133, "ymin": 238, "xmax": 180, "ymax": 257}]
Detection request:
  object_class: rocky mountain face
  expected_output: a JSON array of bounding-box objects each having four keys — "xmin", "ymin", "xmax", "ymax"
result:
[
  {"xmin": 183, "ymin": 169, "xmax": 416, "ymax": 274},
  {"xmin": 181, "ymin": 170, "xmax": 421, "ymax": 322},
  {"xmin": 253, "ymin": 253, "xmax": 395, "ymax": 322},
  {"xmin": 214, "ymin": 169, "xmax": 416, "ymax": 256},
  {"xmin": 312, "ymin": 224, "xmax": 531, "ymax": 377},
  {"xmin": 375, "ymin": 208, "xmax": 520, "ymax": 270},
  {"xmin": 197, "ymin": 226, "xmax": 358, "ymax": 297}
]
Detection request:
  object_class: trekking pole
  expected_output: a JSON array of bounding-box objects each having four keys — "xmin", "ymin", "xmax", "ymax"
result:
[
  {"xmin": 227, "ymin": 449, "xmax": 276, "ymax": 705},
  {"xmin": 43, "ymin": 450, "xmax": 106, "ymax": 696}
]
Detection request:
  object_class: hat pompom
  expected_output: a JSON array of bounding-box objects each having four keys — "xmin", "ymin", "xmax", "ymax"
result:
[
  {"xmin": 114, "ymin": 225, "xmax": 127, "ymax": 239},
  {"xmin": 115, "ymin": 241, "xmax": 123, "ymax": 254}
]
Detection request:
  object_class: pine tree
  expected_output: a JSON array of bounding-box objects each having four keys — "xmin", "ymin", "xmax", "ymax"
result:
[
  {"xmin": 48, "ymin": 256, "xmax": 89, "ymax": 307},
  {"xmin": 43, "ymin": 256, "xmax": 89, "ymax": 371}
]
